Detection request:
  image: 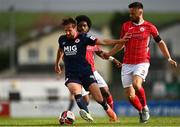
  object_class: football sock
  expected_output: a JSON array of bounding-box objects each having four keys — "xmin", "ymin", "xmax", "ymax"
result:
[
  {"xmin": 107, "ymin": 95, "xmax": 114, "ymax": 110},
  {"xmin": 136, "ymin": 87, "xmax": 147, "ymax": 107},
  {"xmin": 99, "ymin": 100, "xmax": 108, "ymax": 111},
  {"xmin": 129, "ymin": 95, "xmax": 142, "ymax": 112},
  {"xmin": 74, "ymin": 94, "xmax": 89, "ymax": 113},
  {"xmin": 67, "ymin": 99, "xmax": 75, "ymax": 111}
]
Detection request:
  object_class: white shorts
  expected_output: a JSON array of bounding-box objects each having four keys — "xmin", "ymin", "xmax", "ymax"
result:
[
  {"xmin": 94, "ymin": 71, "xmax": 108, "ymax": 88},
  {"xmin": 121, "ymin": 63, "xmax": 150, "ymax": 88},
  {"xmin": 81, "ymin": 71, "xmax": 108, "ymax": 96}
]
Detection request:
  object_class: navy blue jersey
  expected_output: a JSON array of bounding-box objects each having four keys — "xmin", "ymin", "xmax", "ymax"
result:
[{"xmin": 58, "ymin": 33, "xmax": 97, "ymax": 74}]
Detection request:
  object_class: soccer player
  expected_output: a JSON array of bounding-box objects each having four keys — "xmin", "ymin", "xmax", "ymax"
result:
[
  {"xmin": 75, "ymin": 15, "xmax": 121, "ymax": 110},
  {"xmin": 55, "ymin": 18, "xmax": 129, "ymax": 122},
  {"xmin": 103, "ymin": 2, "xmax": 177, "ymax": 123}
]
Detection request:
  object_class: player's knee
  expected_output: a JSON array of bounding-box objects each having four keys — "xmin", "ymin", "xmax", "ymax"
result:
[
  {"xmin": 100, "ymin": 88, "xmax": 110, "ymax": 98},
  {"xmin": 128, "ymin": 94, "xmax": 135, "ymax": 100},
  {"xmin": 133, "ymin": 83, "xmax": 142, "ymax": 91},
  {"xmin": 133, "ymin": 77, "xmax": 143, "ymax": 90},
  {"xmin": 74, "ymin": 94, "xmax": 82, "ymax": 101},
  {"xmin": 125, "ymin": 88, "xmax": 135, "ymax": 99},
  {"xmin": 83, "ymin": 96, "xmax": 90, "ymax": 106}
]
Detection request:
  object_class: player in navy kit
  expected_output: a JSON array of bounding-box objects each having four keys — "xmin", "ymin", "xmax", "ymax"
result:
[
  {"xmin": 67, "ymin": 15, "xmax": 122, "ymax": 112},
  {"xmin": 55, "ymin": 18, "xmax": 130, "ymax": 122}
]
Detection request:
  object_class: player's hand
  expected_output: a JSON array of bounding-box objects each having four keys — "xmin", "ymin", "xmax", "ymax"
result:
[
  {"xmin": 101, "ymin": 52, "xmax": 110, "ymax": 59},
  {"xmin": 168, "ymin": 59, "xmax": 177, "ymax": 68},
  {"xmin": 113, "ymin": 59, "xmax": 122, "ymax": 68},
  {"xmin": 123, "ymin": 32, "xmax": 132, "ymax": 42},
  {"xmin": 55, "ymin": 64, "xmax": 62, "ymax": 74}
]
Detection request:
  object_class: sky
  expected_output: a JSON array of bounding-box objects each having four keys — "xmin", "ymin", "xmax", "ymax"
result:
[{"xmin": 0, "ymin": 0, "xmax": 180, "ymax": 12}]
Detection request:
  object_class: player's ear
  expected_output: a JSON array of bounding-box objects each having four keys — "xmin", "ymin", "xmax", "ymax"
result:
[{"xmin": 139, "ymin": 9, "xmax": 143, "ymax": 15}]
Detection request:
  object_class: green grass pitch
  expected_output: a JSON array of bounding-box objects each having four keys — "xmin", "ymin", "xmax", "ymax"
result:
[{"xmin": 0, "ymin": 117, "xmax": 180, "ymax": 127}]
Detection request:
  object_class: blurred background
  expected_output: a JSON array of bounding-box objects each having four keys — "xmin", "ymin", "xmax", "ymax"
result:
[{"xmin": 0, "ymin": 0, "xmax": 180, "ymax": 118}]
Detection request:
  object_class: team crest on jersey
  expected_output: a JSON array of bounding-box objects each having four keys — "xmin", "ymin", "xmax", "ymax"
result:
[
  {"xmin": 90, "ymin": 36, "xmax": 96, "ymax": 41},
  {"xmin": 75, "ymin": 38, "xmax": 80, "ymax": 43},
  {"xmin": 140, "ymin": 27, "xmax": 145, "ymax": 32}
]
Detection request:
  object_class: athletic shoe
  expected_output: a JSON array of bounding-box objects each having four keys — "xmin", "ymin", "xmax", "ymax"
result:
[
  {"xmin": 106, "ymin": 104, "xmax": 118, "ymax": 122},
  {"xmin": 142, "ymin": 106, "xmax": 150, "ymax": 121},
  {"xmin": 139, "ymin": 106, "xmax": 150, "ymax": 123},
  {"xmin": 79, "ymin": 109, "xmax": 94, "ymax": 122},
  {"xmin": 139, "ymin": 112, "xmax": 146, "ymax": 123}
]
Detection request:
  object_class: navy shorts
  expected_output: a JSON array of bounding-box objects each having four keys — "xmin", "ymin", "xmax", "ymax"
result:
[{"xmin": 65, "ymin": 70, "xmax": 97, "ymax": 91}]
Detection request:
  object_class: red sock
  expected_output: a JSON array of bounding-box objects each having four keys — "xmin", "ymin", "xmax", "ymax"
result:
[
  {"xmin": 136, "ymin": 87, "xmax": 147, "ymax": 107},
  {"xmin": 107, "ymin": 95, "xmax": 114, "ymax": 110},
  {"xmin": 129, "ymin": 95, "xmax": 142, "ymax": 112}
]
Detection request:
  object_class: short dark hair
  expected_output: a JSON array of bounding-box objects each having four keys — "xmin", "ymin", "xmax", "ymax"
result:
[
  {"xmin": 75, "ymin": 15, "xmax": 92, "ymax": 28},
  {"xmin": 128, "ymin": 2, "xmax": 143, "ymax": 9},
  {"xmin": 61, "ymin": 18, "xmax": 76, "ymax": 27}
]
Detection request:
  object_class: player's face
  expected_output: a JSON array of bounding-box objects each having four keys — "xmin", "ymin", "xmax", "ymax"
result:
[
  {"xmin": 64, "ymin": 24, "xmax": 77, "ymax": 39},
  {"xmin": 77, "ymin": 21, "xmax": 89, "ymax": 34},
  {"xmin": 129, "ymin": 8, "xmax": 142, "ymax": 23}
]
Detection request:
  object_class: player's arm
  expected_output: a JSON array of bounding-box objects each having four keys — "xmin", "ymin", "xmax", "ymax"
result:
[
  {"xmin": 98, "ymin": 31, "xmax": 129, "ymax": 58},
  {"xmin": 95, "ymin": 38, "xmax": 125, "ymax": 45},
  {"xmin": 156, "ymin": 38, "xmax": 177, "ymax": 67},
  {"xmin": 55, "ymin": 47, "xmax": 64, "ymax": 74},
  {"xmin": 108, "ymin": 56, "xmax": 122, "ymax": 68},
  {"xmin": 95, "ymin": 50, "xmax": 122, "ymax": 68},
  {"xmin": 95, "ymin": 32, "xmax": 131, "ymax": 45},
  {"xmin": 100, "ymin": 43, "xmax": 125, "ymax": 60},
  {"xmin": 108, "ymin": 43, "xmax": 124, "ymax": 56}
]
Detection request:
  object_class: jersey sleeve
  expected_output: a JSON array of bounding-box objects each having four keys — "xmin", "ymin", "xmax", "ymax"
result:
[
  {"xmin": 85, "ymin": 34, "xmax": 97, "ymax": 46},
  {"xmin": 150, "ymin": 24, "xmax": 159, "ymax": 38},
  {"xmin": 94, "ymin": 45, "xmax": 101, "ymax": 52},
  {"xmin": 120, "ymin": 23, "xmax": 126, "ymax": 39},
  {"xmin": 58, "ymin": 36, "xmax": 63, "ymax": 49}
]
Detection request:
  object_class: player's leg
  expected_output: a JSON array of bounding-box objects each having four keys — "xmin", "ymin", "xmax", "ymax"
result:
[
  {"xmin": 67, "ymin": 83, "xmax": 89, "ymax": 113},
  {"xmin": 132, "ymin": 75, "xmax": 149, "ymax": 123},
  {"xmin": 81, "ymin": 87, "xmax": 90, "ymax": 105},
  {"xmin": 67, "ymin": 93, "xmax": 75, "ymax": 111},
  {"xmin": 67, "ymin": 82, "xmax": 94, "ymax": 122},
  {"xmin": 133, "ymin": 63, "xmax": 150, "ymax": 108},
  {"xmin": 133, "ymin": 75, "xmax": 147, "ymax": 108},
  {"xmin": 88, "ymin": 83, "xmax": 117, "ymax": 121},
  {"xmin": 94, "ymin": 71, "xmax": 114, "ymax": 110},
  {"xmin": 81, "ymin": 71, "xmax": 117, "ymax": 121},
  {"xmin": 100, "ymin": 87, "xmax": 114, "ymax": 110},
  {"xmin": 122, "ymin": 64, "xmax": 144, "ymax": 122},
  {"xmin": 133, "ymin": 63, "xmax": 150, "ymax": 123},
  {"xmin": 124, "ymin": 86, "xmax": 143, "ymax": 112}
]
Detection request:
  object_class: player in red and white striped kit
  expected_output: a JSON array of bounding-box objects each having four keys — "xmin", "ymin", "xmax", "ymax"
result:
[{"xmin": 104, "ymin": 2, "xmax": 177, "ymax": 123}]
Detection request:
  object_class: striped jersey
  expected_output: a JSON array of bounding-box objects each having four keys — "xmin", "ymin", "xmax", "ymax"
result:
[
  {"xmin": 120, "ymin": 20, "xmax": 159, "ymax": 64},
  {"xmin": 86, "ymin": 45, "xmax": 101, "ymax": 72}
]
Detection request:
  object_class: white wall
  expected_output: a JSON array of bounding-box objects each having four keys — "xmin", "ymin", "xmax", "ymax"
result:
[
  {"xmin": 0, "ymin": 78, "xmax": 105, "ymax": 117},
  {"xmin": 0, "ymin": 78, "xmax": 69, "ymax": 100}
]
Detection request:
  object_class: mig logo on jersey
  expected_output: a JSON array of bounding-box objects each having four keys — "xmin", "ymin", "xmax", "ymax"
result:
[{"xmin": 64, "ymin": 45, "xmax": 77, "ymax": 56}]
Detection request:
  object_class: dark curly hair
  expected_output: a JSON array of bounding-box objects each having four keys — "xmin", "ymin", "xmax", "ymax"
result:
[{"xmin": 75, "ymin": 15, "xmax": 92, "ymax": 28}]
